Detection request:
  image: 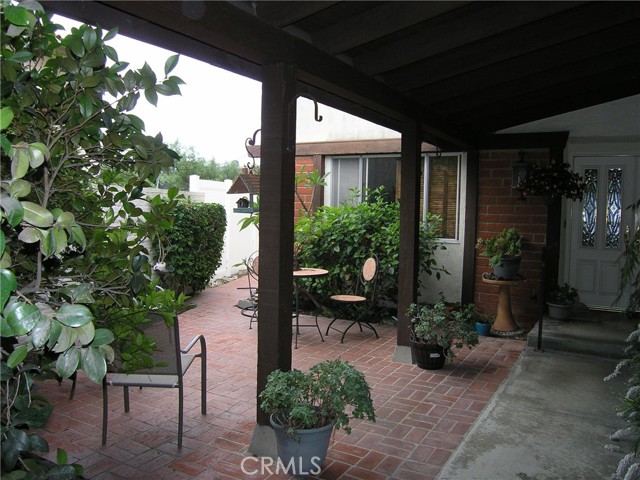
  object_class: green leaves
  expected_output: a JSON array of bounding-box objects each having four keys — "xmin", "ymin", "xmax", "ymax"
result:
[{"xmin": 56, "ymin": 304, "xmax": 93, "ymax": 328}]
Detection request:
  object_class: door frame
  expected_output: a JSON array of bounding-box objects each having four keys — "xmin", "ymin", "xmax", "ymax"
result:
[{"xmin": 561, "ymin": 139, "xmax": 640, "ymax": 310}]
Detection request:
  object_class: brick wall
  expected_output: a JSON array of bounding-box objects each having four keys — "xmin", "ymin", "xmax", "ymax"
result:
[
  {"xmin": 474, "ymin": 150, "xmax": 550, "ymax": 332},
  {"xmin": 294, "ymin": 156, "xmax": 317, "ymax": 222}
]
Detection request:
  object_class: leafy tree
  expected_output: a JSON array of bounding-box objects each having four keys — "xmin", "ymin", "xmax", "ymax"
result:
[
  {"xmin": 156, "ymin": 140, "xmax": 241, "ymax": 189},
  {"xmin": 1, "ymin": 3, "xmax": 185, "ymax": 476}
]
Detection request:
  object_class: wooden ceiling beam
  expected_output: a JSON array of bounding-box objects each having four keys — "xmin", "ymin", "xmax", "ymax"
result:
[
  {"xmin": 408, "ymin": 20, "xmax": 640, "ymax": 105},
  {"xmin": 246, "ymin": 1, "xmax": 340, "ymax": 28},
  {"xmin": 432, "ymin": 46, "xmax": 640, "ymax": 116},
  {"xmin": 383, "ymin": 2, "xmax": 640, "ymax": 93},
  {"xmin": 312, "ymin": 1, "xmax": 467, "ymax": 56},
  {"xmin": 463, "ymin": 69, "xmax": 640, "ymax": 135},
  {"xmin": 355, "ymin": 1, "xmax": 582, "ymax": 76}
]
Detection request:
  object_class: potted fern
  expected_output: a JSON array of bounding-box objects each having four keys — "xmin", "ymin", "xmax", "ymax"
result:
[
  {"xmin": 259, "ymin": 359, "xmax": 375, "ymax": 475},
  {"xmin": 476, "ymin": 227, "xmax": 523, "ymax": 279},
  {"xmin": 408, "ymin": 297, "xmax": 479, "ymax": 369}
]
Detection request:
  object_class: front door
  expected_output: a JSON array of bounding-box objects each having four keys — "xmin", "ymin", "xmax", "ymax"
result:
[{"xmin": 568, "ymin": 156, "xmax": 638, "ymax": 310}]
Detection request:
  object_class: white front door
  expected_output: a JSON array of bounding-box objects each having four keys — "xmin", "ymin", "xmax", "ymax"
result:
[{"xmin": 568, "ymin": 156, "xmax": 638, "ymax": 310}]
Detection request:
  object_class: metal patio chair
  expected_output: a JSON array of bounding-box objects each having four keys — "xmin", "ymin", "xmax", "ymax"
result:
[
  {"xmin": 101, "ymin": 312, "xmax": 206, "ymax": 448},
  {"xmin": 326, "ymin": 256, "xmax": 380, "ymax": 343},
  {"xmin": 239, "ymin": 251, "xmax": 259, "ymax": 329}
]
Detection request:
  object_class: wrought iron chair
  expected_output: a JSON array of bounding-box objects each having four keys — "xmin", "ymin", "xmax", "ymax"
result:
[
  {"xmin": 326, "ymin": 256, "xmax": 380, "ymax": 343},
  {"xmin": 239, "ymin": 251, "xmax": 259, "ymax": 329},
  {"xmin": 101, "ymin": 312, "xmax": 206, "ymax": 448}
]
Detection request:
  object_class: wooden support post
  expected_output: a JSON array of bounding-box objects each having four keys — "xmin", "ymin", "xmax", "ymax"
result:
[
  {"xmin": 397, "ymin": 120, "xmax": 421, "ymax": 348},
  {"xmin": 256, "ymin": 63, "xmax": 297, "ymax": 426},
  {"xmin": 462, "ymin": 149, "xmax": 479, "ymax": 304}
]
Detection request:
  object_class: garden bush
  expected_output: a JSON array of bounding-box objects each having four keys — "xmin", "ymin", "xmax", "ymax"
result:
[
  {"xmin": 294, "ymin": 188, "xmax": 446, "ymax": 321},
  {"xmin": 162, "ymin": 202, "xmax": 226, "ymax": 294}
]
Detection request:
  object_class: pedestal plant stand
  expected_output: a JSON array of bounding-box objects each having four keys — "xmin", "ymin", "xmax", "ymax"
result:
[{"xmin": 482, "ymin": 274, "xmax": 525, "ymax": 337}]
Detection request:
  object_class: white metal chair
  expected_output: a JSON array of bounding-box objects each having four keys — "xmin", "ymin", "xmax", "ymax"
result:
[
  {"xmin": 101, "ymin": 312, "xmax": 206, "ymax": 448},
  {"xmin": 326, "ymin": 256, "xmax": 380, "ymax": 343}
]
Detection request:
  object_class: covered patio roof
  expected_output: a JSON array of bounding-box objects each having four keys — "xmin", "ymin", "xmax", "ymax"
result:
[
  {"xmin": 46, "ymin": 1, "xmax": 640, "ymax": 150},
  {"xmin": 45, "ymin": 1, "xmax": 640, "ymax": 431}
]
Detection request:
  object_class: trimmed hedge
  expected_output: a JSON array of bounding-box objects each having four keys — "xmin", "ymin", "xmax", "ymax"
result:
[{"xmin": 164, "ymin": 202, "xmax": 226, "ymax": 294}]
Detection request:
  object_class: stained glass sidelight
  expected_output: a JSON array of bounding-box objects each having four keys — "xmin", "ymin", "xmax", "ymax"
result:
[
  {"xmin": 581, "ymin": 169, "xmax": 598, "ymax": 247},
  {"xmin": 606, "ymin": 168, "xmax": 622, "ymax": 249}
]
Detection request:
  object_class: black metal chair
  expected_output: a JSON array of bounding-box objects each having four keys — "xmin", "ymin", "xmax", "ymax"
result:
[
  {"xmin": 101, "ymin": 312, "xmax": 206, "ymax": 448},
  {"xmin": 326, "ymin": 256, "xmax": 380, "ymax": 343},
  {"xmin": 239, "ymin": 252, "xmax": 259, "ymax": 329}
]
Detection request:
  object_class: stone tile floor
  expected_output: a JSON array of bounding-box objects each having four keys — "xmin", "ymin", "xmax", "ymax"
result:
[{"xmin": 36, "ymin": 277, "xmax": 526, "ymax": 479}]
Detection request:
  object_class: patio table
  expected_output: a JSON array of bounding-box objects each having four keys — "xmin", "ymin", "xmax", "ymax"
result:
[{"xmin": 293, "ymin": 268, "xmax": 328, "ymax": 348}]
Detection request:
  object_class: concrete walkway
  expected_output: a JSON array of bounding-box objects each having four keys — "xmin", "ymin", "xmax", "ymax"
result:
[{"xmin": 438, "ymin": 314, "xmax": 634, "ymax": 480}]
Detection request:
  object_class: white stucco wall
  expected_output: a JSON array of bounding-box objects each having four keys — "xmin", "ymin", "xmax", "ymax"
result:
[{"xmin": 296, "ymin": 97, "xmax": 400, "ymax": 143}]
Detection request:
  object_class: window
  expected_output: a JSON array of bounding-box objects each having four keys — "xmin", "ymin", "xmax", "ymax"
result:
[
  {"xmin": 327, "ymin": 155, "xmax": 397, "ymax": 205},
  {"xmin": 326, "ymin": 153, "xmax": 461, "ymax": 239}
]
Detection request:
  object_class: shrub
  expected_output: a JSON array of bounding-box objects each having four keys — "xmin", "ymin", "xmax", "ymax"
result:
[
  {"xmin": 294, "ymin": 188, "xmax": 446, "ymax": 320},
  {"xmin": 163, "ymin": 202, "xmax": 226, "ymax": 294},
  {"xmin": 1, "ymin": 4, "xmax": 184, "ymax": 476}
]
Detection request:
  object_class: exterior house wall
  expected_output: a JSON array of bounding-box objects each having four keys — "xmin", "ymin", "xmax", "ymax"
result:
[
  {"xmin": 293, "ymin": 144, "xmax": 466, "ymax": 304},
  {"xmin": 474, "ymin": 150, "xmax": 549, "ymax": 332}
]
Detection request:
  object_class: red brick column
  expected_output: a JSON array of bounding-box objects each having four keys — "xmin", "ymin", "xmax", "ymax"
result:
[{"xmin": 474, "ymin": 150, "xmax": 549, "ymax": 332}]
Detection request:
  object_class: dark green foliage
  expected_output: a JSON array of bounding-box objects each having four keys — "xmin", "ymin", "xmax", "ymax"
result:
[
  {"xmin": 163, "ymin": 202, "xmax": 226, "ymax": 294},
  {"xmin": 259, "ymin": 359, "xmax": 375, "ymax": 437},
  {"xmin": 294, "ymin": 189, "xmax": 446, "ymax": 320},
  {"xmin": 1, "ymin": 4, "xmax": 185, "ymax": 477},
  {"xmin": 408, "ymin": 297, "xmax": 479, "ymax": 360}
]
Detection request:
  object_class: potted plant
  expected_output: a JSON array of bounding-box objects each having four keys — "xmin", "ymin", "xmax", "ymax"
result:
[
  {"xmin": 259, "ymin": 359, "xmax": 376, "ymax": 475},
  {"xmin": 476, "ymin": 227, "xmax": 523, "ymax": 279},
  {"xmin": 474, "ymin": 312, "xmax": 495, "ymax": 337},
  {"xmin": 546, "ymin": 283, "xmax": 579, "ymax": 320},
  {"xmin": 408, "ymin": 297, "xmax": 480, "ymax": 370}
]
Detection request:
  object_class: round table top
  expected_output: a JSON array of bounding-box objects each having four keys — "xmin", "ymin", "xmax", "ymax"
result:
[{"xmin": 293, "ymin": 267, "xmax": 328, "ymax": 278}]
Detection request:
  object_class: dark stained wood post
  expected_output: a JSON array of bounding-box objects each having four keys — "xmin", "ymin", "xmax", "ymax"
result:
[
  {"xmin": 397, "ymin": 120, "xmax": 421, "ymax": 347},
  {"xmin": 256, "ymin": 63, "xmax": 297, "ymax": 425},
  {"xmin": 461, "ymin": 149, "xmax": 479, "ymax": 304}
]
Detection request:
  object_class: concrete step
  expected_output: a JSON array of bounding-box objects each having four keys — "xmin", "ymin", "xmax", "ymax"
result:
[{"xmin": 527, "ymin": 305, "xmax": 637, "ymax": 359}]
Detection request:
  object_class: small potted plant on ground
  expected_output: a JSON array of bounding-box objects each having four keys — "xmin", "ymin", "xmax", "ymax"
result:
[
  {"xmin": 476, "ymin": 227, "xmax": 523, "ymax": 279},
  {"xmin": 408, "ymin": 297, "xmax": 480, "ymax": 370},
  {"xmin": 259, "ymin": 359, "xmax": 376, "ymax": 475},
  {"xmin": 546, "ymin": 283, "xmax": 579, "ymax": 320},
  {"xmin": 474, "ymin": 312, "xmax": 495, "ymax": 337}
]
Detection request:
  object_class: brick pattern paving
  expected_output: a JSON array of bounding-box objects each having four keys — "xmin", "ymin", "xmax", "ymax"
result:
[{"xmin": 35, "ymin": 277, "xmax": 525, "ymax": 479}]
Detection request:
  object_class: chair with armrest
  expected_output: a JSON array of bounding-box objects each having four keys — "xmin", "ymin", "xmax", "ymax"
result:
[
  {"xmin": 101, "ymin": 312, "xmax": 206, "ymax": 448},
  {"xmin": 325, "ymin": 256, "xmax": 380, "ymax": 343}
]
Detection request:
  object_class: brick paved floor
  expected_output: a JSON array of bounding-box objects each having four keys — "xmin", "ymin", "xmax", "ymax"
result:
[{"xmin": 35, "ymin": 277, "xmax": 525, "ymax": 479}]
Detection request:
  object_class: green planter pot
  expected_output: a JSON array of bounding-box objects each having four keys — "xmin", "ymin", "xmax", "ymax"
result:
[{"xmin": 270, "ymin": 415, "xmax": 334, "ymax": 476}]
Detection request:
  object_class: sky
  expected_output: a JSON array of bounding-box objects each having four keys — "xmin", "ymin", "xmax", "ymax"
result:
[{"xmin": 54, "ymin": 15, "xmax": 263, "ymax": 164}]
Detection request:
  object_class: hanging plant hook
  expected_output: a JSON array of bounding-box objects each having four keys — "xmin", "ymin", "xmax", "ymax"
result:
[
  {"xmin": 297, "ymin": 94, "xmax": 323, "ymax": 122},
  {"xmin": 245, "ymin": 128, "xmax": 261, "ymax": 174}
]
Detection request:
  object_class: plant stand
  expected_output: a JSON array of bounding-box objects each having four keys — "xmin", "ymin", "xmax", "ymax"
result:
[{"xmin": 482, "ymin": 275, "xmax": 525, "ymax": 337}]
